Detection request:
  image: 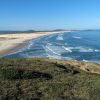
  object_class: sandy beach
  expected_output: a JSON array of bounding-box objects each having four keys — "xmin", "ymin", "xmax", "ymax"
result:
[{"xmin": 0, "ymin": 32, "xmax": 60, "ymax": 57}]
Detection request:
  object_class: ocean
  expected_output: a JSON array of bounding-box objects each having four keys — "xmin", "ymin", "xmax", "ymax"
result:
[{"xmin": 4, "ymin": 31, "xmax": 100, "ymax": 63}]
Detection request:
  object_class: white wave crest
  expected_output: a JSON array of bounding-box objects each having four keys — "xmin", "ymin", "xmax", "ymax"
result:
[
  {"xmin": 78, "ymin": 48, "xmax": 93, "ymax": 52},
  {"xmin": 73, "ymin": 46, "xmax": 100, "ymax": 52},
  {"xmin": 94, "ymin": 49, "xmax": 100, "ymax": 52},
  {"xmin": 56, "ymin": 34, "xmax": 63, "ymax": 40},
  {"xmin": 45, "ymin": 45, "xmax": 61, "ymax": 56},
  {"xmin": 73, "ymin": 36, "xmax": 82, "ymax": 39},
  {"xmin": 27, "ymin": 41, "xmax": 33, "ymax": 49},
  {"xmin": 62, "ymin": 46, "xmax": 72, "ymax": 52},
  {"xmin": 82, "ymin": 59, "xmax": 88, "ymax": 62},
  {"xmin": 62, "ymin": 46, "xmax": 100, "ymax": 53}
]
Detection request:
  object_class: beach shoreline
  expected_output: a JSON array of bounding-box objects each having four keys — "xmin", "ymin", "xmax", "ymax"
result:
[{"xmin": 0, "ymin": 31, "xmax": 70, "ymax": 57}]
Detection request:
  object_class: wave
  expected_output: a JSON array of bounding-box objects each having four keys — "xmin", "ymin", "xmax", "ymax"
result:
[
  {"xmin": 62, "ymin": 46, "xmax": 72, "ymax": 52},
  {"xmin": 77, "ymin": 47, "xmax": 99, "ymax": 53},
  {"xmin": 73, "ymin": 36, "xmax": 82, "ymax": 39},
  {"xmin": 78, "ymin": 47, "xmax": 93, "ymax": 52},
  {"xmin": 46, "ymin": 54, "xmax": 73, "ymax": 60},
  {"xmin": 65, "ymin": 46, "xmax": 100, "ymax": 53},
  {"xmin": 56, "ymin": 34, "xmax": 63, "ymax": 40},
  {"xmin": 94, "ymin": 49, "xmax": 100, "ymax": 52},
  {"xmin": 82, "ymin": 59, "xmax": 100, "ymax": 64},
  {"xmin": 45, "ymin": 45, "xmax": 61, "ymax": 56},
  {"xmin": 44, "ymin": 43, "xmax": 71, "ymax": 57},
  {"xmin": 27, "ymin": 41, "xmax": 34, "ymax": 49},
  {"xmin": 82, "ymin": 59, "xmax": 89, "ymax": 62},
  {"xmin": 44, "ymin": 43, "xmax": 74, "ymax": 60}
]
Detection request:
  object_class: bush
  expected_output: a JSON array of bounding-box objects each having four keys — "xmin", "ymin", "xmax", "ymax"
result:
[
  {"xmin": 0, "ymin": 67, "xmax": 53, "ymax": 80},
  {"xmin": 0, "ymin": 68, "xmax": 20, "ymax": 79}
]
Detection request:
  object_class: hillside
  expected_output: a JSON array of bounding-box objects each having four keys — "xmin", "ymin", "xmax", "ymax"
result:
[
  {"xmin": 0, "ymin": 30, "xmax": 36, "ymax": 34},
  {"xmin": 0, "ymin": 58, "xmax": 100, "ymax": 100}
]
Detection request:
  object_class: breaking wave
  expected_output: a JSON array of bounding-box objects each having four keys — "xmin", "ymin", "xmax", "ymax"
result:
[
  {"xmin": 73, "ymin": 36, "xmax": 82, "ymax": 39},
  {"xmin": 56, "ymin": 34, "xmax": 63, "ymax": 40},
  {"xmin": 62, "ymin": 46, "xmax": 72, "ymax": 52}
]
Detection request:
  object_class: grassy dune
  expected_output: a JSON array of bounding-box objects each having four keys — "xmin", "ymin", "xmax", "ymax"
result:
[{"xmin": 0, "ymin": 58, "xmax": 100, "ymax": 100}]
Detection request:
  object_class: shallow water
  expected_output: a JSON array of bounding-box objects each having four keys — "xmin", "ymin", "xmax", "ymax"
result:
[{"xmin": 4, "ymin": 31, "xmax": 100, "ymax": 63}]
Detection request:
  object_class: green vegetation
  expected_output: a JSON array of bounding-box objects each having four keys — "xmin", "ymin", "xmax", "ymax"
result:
[{"xmin": 0, "ymin": 58, "xmax": 100, "ymax": 100}]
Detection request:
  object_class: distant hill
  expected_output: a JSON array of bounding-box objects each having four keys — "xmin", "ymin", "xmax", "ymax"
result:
[
  {"xmin": 0, "ymin": 30, "xmax": 36, "ymax": 34},
  {"xmin": 53, "ymin": 29, "xmax": 70, "ymax": 31}
]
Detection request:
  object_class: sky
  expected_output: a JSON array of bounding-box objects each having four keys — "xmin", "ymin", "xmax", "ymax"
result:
[{"xmin": 0, "ymin": 0, "xmax": 100, "ymax": 30}]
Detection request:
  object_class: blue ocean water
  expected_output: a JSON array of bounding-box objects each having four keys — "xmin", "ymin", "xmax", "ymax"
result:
[{"xmin": 4, "ymin": 31, "xmax": 100, "ymax": 63}]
